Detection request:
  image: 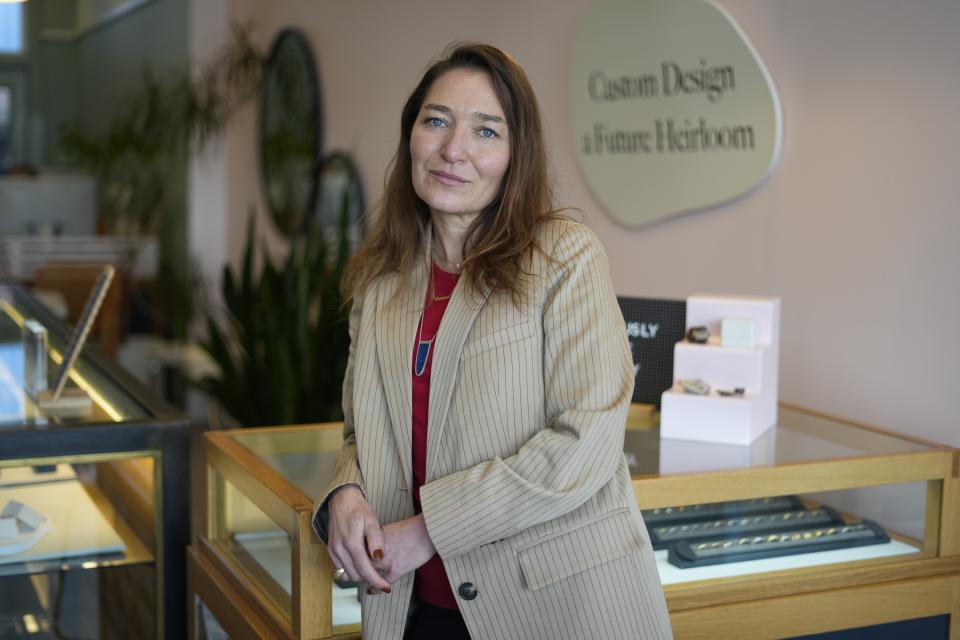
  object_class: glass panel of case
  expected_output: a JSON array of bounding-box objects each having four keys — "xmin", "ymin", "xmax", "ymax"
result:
[
  {"xmin": 228, "ymin": 411, "xmax": 933, "ymax": 493},
  {"xmin": 0, "ymin": 457, "xmax": 155, "ymax": 576},
  {"xmin": 624, "ymin": 405, "xmax": 933, "ymax": 477},
  {"xmin": 213, "ymin": 427, "xmax": 363, "ymax": 632},
  {"xmin": 225, "ymin": 427, "xmax": 342, "ymax": 498},
  {"xmin": 0, "ymin": 455, "xmax": 158, "ymax": 637},
  {"xmin": 208, "ymin": 467, "xmax": 293, "ymax": 623},
  {"xmin": 0, "ymin": 291, "xmax": 150, "ymax": 427}
]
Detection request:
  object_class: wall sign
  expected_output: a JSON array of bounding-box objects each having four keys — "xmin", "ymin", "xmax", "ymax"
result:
[{"xmin": 572, "ymin": 0, "xmax": 782, "ymax": 227}]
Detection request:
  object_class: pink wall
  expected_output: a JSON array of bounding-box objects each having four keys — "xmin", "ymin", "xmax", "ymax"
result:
[{"xmin": 192, "ymin": 0, "xmax": 960, "ymax": 446}]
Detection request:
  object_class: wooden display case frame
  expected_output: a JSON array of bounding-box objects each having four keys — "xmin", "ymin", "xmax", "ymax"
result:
[{"xmin": 191, "ymin": 405, "xmax": 960, "ymax": 640}]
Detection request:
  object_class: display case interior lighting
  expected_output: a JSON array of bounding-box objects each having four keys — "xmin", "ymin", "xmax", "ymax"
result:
[
  {"xmin": 0, "ymin": 299, "xmax": 124, "ymax": 422},
  {"xmin": 21, "ymin": 614, "xmax": 39, "ymax": 634}
]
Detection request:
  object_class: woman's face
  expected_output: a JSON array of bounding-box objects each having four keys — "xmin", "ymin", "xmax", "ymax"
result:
[{"xmin": 410, "ymin": 68, "xmax": 511, "ymax": 222}]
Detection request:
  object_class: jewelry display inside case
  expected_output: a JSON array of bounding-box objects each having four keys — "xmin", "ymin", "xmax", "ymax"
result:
[
  {"xmin": 192, "ymin": 405, "xmax": 959, "ymax": 640},
  {"xmin": 0, "ymin": 286, "xmax": 189, "ymax": 639}
]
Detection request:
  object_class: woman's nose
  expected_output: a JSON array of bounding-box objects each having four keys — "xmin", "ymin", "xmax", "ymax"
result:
[{"xmin": 440, "ymin": 127, "xmax": 467, "ymax": 163}]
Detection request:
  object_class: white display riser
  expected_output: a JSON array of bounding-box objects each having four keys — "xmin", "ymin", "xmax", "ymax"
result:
[
  {"xmin": 673, "ymin": 340, "xmax": 773, "ymax": 391},
  {"xmin": 686, "ymin": 295, "xmax": 781, "ymax": 346},
  {"xmin": 660, "ymin": 387, "xmax": 776, "ymax": 445}
]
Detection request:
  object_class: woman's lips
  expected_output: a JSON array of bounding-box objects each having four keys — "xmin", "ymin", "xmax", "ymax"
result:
[{"xmin": 430, "ymin": 170, "xmax": 468, "ymax": 185}]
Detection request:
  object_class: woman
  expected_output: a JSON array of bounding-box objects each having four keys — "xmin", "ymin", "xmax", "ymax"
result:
[{"xmin": 312, "ymin": 43, "xmax": 672, "ymax": 640}]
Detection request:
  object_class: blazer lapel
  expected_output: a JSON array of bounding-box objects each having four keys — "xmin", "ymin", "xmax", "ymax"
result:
[
  {"xmin": 426, "ymin": 278, "xmax": 491, "ymax": 481},
  {"xmin": 374, "ymin": 253, "xmax": 428, "ymax": 494}
]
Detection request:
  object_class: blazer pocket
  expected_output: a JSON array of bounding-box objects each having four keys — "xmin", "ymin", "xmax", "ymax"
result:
[
  {"xmin": 517, "ymin": 509, "xmax": 645, "ymax": 591},
  {"xmin": 461, "ymin": 320, "xmax": 536, "ymax": 360}
]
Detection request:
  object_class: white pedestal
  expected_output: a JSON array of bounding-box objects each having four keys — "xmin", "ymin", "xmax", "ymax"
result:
[
  {"xmin": 660, "ymin": 386, "xmax": 775, "ymax": 445},
  {"xmin": 673, "ymin": 341, "xmax": 765, "ymax": 390},
  {"xmin": 661, "ymin": 295, "xmax": 780, "ymax": 445},
  {"xmin": 686, "ymin": 295, "xmax": 779, "ymax": 345}
]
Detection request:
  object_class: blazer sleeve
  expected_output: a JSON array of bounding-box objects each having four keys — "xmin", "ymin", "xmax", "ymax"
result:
[
  {"xmin": 311, "ymin": 293, "xmax": 368, "ymax": 543},
  {"xmin": 419, "ymin": 223, "xmax": 634, "ymax": 559}
]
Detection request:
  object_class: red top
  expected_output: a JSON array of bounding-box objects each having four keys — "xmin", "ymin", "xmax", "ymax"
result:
[{"xmin": 411, "ymin": 262, "xmax": 460, "ymax": 609}]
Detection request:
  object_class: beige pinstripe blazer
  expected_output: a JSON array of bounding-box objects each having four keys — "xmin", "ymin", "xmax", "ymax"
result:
[{"xmin": 313, "ymin": 220, "xmax": 672, "ymax": 639}]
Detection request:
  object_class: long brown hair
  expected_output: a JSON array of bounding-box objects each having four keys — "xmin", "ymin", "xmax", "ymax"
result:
[{"xmin": 342, "ymin": 43, "xmax": 560, "ymax": 306}]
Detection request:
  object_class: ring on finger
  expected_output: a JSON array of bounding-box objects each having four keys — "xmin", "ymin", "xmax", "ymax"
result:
[{"xmin": 333, "ymin": 567, "xmax": 346, "ymax": 581}]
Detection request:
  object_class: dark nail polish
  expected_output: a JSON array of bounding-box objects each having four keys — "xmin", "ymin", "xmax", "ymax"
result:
[
  {"xmin": 367, "ymin": 588, "xmax": 374, "ymax": 595},
  {"xmin": 373, "ymin": 549, "xmax": 384, "ymax": 560},
  {"xmin": 384, "ymin": 587, "xmax": 392, "ymax": 593}
]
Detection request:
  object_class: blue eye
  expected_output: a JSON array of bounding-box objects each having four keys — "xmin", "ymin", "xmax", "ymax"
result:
[
  {"xmin": 478, "ymin": 127, "xmax": 498, "ymax": 139},
  {"xmin": 424, "ymin": 117, "xmax": 446, "ymax": 128}
]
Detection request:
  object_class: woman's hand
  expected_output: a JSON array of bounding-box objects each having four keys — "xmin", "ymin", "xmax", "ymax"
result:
[
  {"xmin": 367, "ymin": 514, "xmax": 436, "ymax": 593},
  {"xmin": 327, "ymin": 486, "xmax": 392, "ymax": 591}
]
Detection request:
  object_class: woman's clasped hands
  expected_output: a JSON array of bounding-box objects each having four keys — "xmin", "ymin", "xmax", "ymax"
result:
[{"xmin": 327, "ymin": 486, "xmax": 437, "ymax": 595}]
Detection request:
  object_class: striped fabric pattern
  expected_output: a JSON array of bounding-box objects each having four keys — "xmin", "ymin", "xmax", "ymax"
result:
[{"xmin": 314, "ymin": 220, "xmax": 672, "ymax": 639}]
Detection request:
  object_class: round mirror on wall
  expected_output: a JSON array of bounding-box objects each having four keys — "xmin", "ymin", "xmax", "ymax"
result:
[
  {"xmin": 316, "ymin": 151, "xmax": 365, "ymax": 254},
  {"xmin": 259, "ymin": 29, "xmax": 322, "ymax": 237}
]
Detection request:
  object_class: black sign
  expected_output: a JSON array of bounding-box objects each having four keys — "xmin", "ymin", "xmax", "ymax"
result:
[{"xmin": 617, "ymin": 297, "xmax": 686, "ymax": 407}]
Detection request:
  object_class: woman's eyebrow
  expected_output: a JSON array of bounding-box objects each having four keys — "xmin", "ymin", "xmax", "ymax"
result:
[
  {"xmin": 423, "ymin": 103, "xmax": 504, "ymax": 124},
  {"xmin": 477, "ymin": 112, "xmax": 504, "ymax": 124}
]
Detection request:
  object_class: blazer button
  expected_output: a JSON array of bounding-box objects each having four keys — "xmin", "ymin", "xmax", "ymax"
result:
[{"xmin": 458, "ymin": 582, "xmax": 478, "ymax": 600}]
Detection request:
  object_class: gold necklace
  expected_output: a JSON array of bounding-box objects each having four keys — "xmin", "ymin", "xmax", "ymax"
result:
[{"xmin": 431, "ymin": 266, "xmax": 452, "ymax": 302}]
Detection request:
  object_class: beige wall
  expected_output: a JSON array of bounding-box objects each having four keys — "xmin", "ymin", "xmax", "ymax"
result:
[
  {"xmin": 193, "ymin": 0, "xmax": 960, "ymax": 446},
  {"xmin": 188, "ymin": 0, "xmax": 229, "ymax": 297}
]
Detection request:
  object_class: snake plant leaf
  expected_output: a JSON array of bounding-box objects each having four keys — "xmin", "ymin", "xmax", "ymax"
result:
[
  {"xmin": 200, "ymin": 157, "xmax": 358, "ymax": 426},
  {"xmin": 241, "ymin": 211, "xmax": 256, "ymax": 314}
]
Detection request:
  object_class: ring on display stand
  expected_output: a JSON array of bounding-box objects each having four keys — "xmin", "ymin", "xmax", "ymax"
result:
[
  {"xmin": 679, "ymin": 379, "xmax": 710, "ymax": 395},
  {"xmin": 0, "ymin": 500, "xmax": 51, "ymax": 556},
  {"xmin": 717, "ymin": 387, "xmax": 745, "ymax": 397},
  {"xmin": 686, "ymin": 326, "xmax": 710, "ymax": 344}
]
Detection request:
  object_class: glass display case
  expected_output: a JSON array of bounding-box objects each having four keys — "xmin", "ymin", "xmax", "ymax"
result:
[
  {"xmin": 197, "ymin": 425, "xmax": 351, "ymax": 640},
  {"xmin": 194, "ymin": 405, "xmax": 959, "ymax": 640},
  {"xmin": 0, "ymin": 285, "xmax": 190, "ymax": 639},
  {"xmin": 624, "ymin": 404, "xmax": 960, "ymax": 638}
]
